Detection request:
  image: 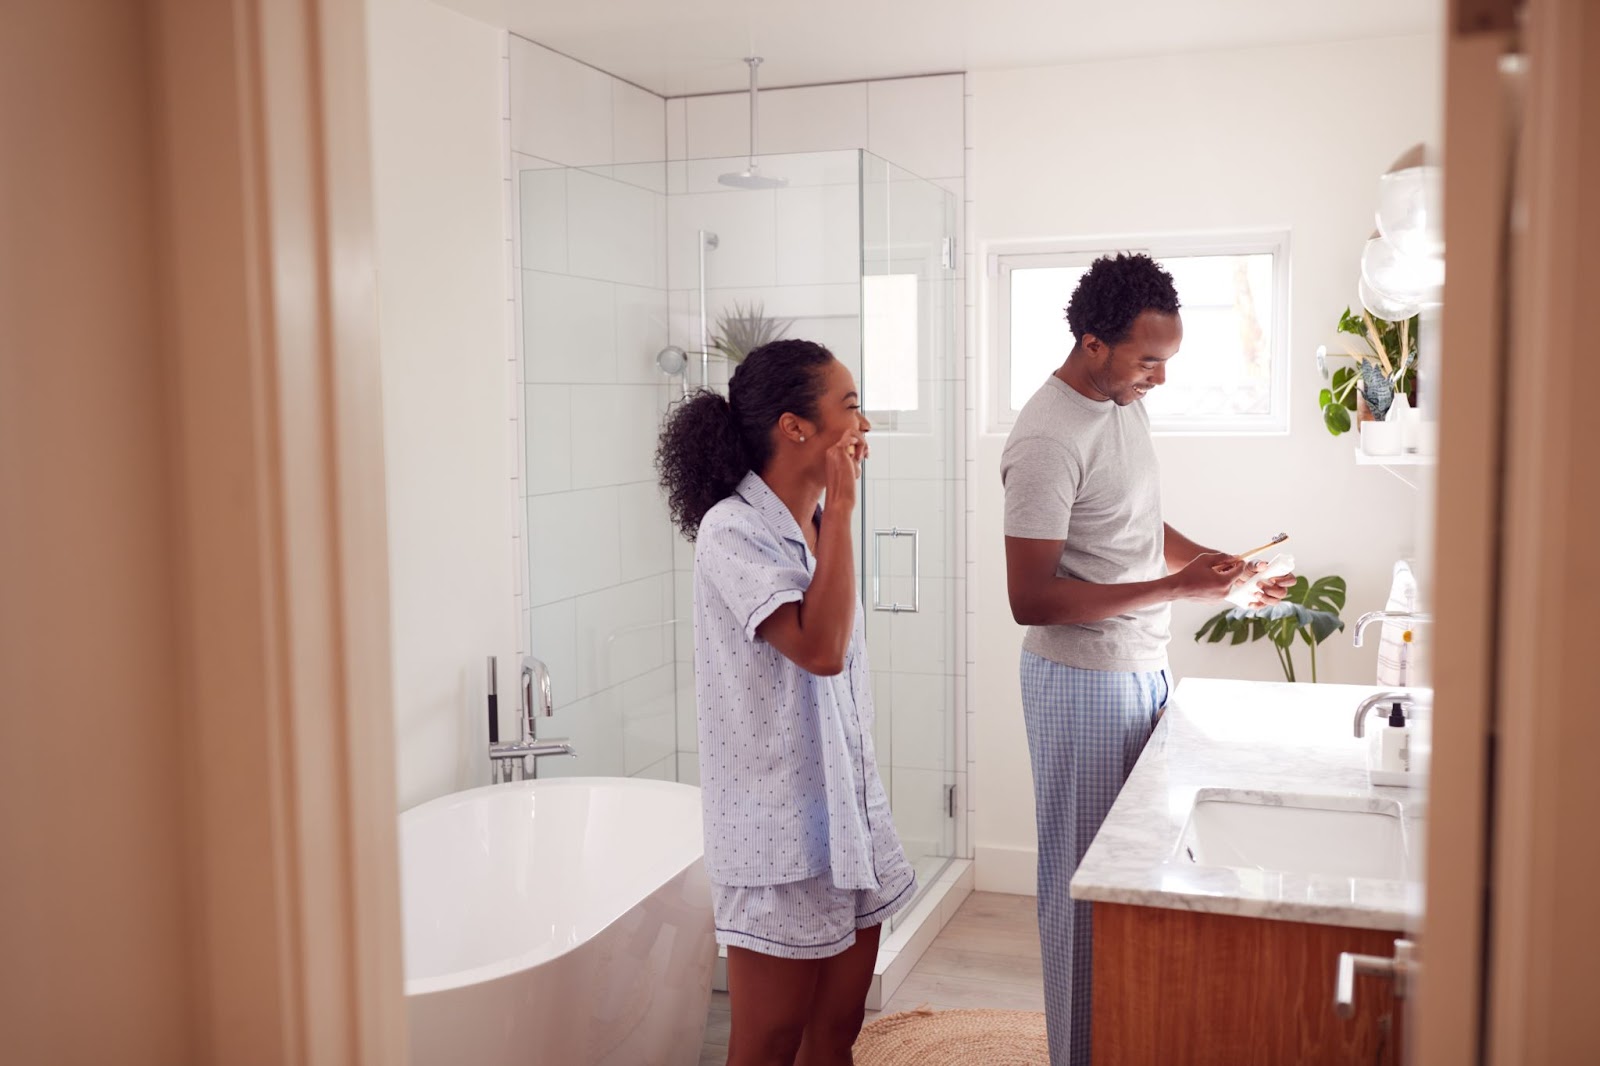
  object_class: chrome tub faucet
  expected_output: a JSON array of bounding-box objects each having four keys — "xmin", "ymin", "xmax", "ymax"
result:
[{"xmin": 488, "ymin": 654, "xmax": 574, "ymax": 782}]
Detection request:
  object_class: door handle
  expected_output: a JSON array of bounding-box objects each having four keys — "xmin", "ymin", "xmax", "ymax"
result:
[
  {"xmin": 1335, "ymin": 938, "xmax": 1415, "ymax": 1018},
  {"xmin": 872, "ymin": 528, "xmax": 920, "ymax": 613}
]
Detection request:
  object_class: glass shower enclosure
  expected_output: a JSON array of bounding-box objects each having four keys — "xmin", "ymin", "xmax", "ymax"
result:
[{"xmin": 518, "ymin": 148, "xmax": 960, "ymax": 906}]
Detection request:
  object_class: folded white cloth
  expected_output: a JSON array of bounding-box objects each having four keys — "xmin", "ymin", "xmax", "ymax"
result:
[{"xmin": 1226, "ymin": 553, "xmax": 1295, "ymax": 610}]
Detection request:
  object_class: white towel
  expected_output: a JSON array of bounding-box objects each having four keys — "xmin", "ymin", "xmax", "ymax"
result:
[{"xmin": 1375, "ymin": 560, "xmax": 1420, "ymax": 687}]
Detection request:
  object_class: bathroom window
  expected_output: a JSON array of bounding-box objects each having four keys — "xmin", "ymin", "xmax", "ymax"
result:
[
  {"xmin": 987, "ymin": 233, "xmax": 1291, "ymax": 434},
  {"xmin": 861, "ymin": 273, "xmax": 924, "ymax": 429}
]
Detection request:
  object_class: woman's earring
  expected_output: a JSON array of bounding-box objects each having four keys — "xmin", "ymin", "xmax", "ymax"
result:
[{"xmin": 798, "ymin": 435, "xmax": 805, "ymax": 442}]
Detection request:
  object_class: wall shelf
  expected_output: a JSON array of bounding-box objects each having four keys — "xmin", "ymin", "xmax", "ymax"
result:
[
  {"xmin": 1354, "ymin": 448, "xmax": 1435, "ymax": 489},
  {"xmin": 1353, "ymin": 450, "xmax": 1433, "ymax": 466}
]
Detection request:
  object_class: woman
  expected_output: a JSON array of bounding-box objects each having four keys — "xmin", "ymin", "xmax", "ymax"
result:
[{"xmin": 656, "ymin": 339, "xmax": 914, "ymax": 1066}]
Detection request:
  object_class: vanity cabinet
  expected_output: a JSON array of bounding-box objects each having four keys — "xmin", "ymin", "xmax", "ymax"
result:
[{"xmin": 1092, "ymin": 902, "xmax": 1402, "ymax": 1065}]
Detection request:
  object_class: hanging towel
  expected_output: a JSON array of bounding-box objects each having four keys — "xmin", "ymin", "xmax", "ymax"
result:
[{"xmin": 1374, "ymin": 560, "xmax": 1420, "ymax": 687}]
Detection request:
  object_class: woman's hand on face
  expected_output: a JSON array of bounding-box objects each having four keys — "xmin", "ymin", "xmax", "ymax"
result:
[{"xmin": 824, "ymin": 428, "xmax": 865, "ymax": 512}]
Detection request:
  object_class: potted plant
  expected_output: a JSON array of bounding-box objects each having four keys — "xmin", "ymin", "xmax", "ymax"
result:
[
  {"xmin": 1194, "ymin": 574, "xmax": 1347, "ymax": 683},
  {"xmin": 1315, "ymin": 308, "xmax": 1418, "ymax": 437},
  {"xmin": 708, "ymin": 300, "xmax": 793, "ymax": 365}
]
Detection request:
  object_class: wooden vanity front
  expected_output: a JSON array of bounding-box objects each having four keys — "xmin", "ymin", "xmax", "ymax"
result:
[{"xmin": 1092, "ymin": 902, "xmax": 1403, "ymax": 1066}]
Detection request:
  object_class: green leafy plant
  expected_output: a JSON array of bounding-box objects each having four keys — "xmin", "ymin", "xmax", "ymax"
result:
[
  {"xmin": 1194, "ymin": 574, "xmax": 1348, "ymax": 683},
  {"xmin": 1316, "ymin": 308, "xmax": 1419, "ymax": 436},
  {"xmin": 709, "ymin": 300, "xmax": 792, "ymax": 365}
]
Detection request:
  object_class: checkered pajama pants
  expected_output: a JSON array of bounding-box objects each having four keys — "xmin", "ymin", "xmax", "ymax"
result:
[{"xmin": 1020, "ymin": 652, "xmax": 1171, "ymax": 1066}]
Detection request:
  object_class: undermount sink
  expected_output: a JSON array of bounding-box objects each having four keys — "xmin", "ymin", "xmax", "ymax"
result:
[{"xmin": 1174, "ymin": 789, "xmax": 1410, "ymax": 881}]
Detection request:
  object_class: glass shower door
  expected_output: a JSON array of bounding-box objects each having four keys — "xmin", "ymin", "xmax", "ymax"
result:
[{"xmin": 858, "ymin": 152, "xmax": 960, "ymax": 900}]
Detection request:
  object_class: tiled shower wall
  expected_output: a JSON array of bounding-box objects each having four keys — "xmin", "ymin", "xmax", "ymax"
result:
[
  {"xmin": 664, "ymin": 75, "xmax": 972, "ymax": 862},
  {"xmin": 505, "ymin": 37, "xmax": 678, "ymax": 781},
  {"xmin": 504, "ymin": 35, "xmax": 974, "ymax": 855}
]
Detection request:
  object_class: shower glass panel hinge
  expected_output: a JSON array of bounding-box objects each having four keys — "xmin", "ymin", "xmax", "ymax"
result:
[
  {"xmin": 941, "ymin": 237, "xmax": 955, "ymax": 269},
  {"xmin": 947, "ymin": 784, "xmax": 957, "ymax": 818}
]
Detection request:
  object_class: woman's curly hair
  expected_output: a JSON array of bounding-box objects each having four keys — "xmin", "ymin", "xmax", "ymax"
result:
[
  {"xmin": 1064, "ymin": 253, "xmax": 1181, "ymax": 347},
  {"xmin": 655, "ymin": 338, "xmax": 835, "ymax": 540}
]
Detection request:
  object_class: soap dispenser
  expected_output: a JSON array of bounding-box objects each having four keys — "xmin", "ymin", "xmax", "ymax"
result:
[{"xmin": 1370, "ymin": 702, "xmax": 1413, "ymax": 785}]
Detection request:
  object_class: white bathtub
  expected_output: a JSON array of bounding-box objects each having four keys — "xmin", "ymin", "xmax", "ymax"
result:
[{"xmin": 400, "ymin": 777, "xmax": 715, "ymax": 1066}]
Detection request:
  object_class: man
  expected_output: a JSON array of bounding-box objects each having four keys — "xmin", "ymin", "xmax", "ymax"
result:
[{"xmin": 1000, "ymin": 253, "xmax": 1293, "ymax": 1064}]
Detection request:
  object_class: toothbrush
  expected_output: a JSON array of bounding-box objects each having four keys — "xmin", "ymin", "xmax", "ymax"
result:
[{"xmin": 1238, "ymin": 533, "xmax": 1289, "ymax": 561}]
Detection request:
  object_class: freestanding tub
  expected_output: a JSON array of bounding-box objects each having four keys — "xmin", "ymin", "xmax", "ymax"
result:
[{"xmin": 400, "ymin": 777, "xmax": 715, "ymax": 1066}]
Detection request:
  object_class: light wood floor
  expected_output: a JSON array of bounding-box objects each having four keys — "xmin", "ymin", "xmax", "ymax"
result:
[{"xmin": 699, "ymin": 891, "xmax": 1044, "ymax": 1065}]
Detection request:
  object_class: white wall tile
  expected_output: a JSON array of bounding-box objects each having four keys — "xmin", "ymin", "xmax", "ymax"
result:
[
  {"xmin": 566, "ymin": 170, "xmax": 659, "ymax": 287},
  {"xmin": 618, "ymin": 481, "xmax": 674, "ymax": 583},
  {"xmin": 622, "ymin": 664, "xmax": 677, "ymax": 775},
  {"xmin": 890, "ymin": 578, "xmax": 952, "ymax": 675},
  {"xmin": 685, "ymin": 92, "xmax": 749, "ymax": 160},
  {"xmin": 523, "ymin": 384, "xmax": 571, "ymax": 496},
  {"xmin": 673, "ymin": 570, "xmax": 693, "ymax": 663},
  {"xmin": 613, "ymin": 80, "xmax": 665, "ymax": 165},
  {"xmin": 758, "ymin": 83, "xmax": 869, "ymax": 155},
  {"xmin": 509, "ymin": 37, "xmax": 612, "ymax": 165},
  {"xmin": 569, "ymin": 385, "xmax": 661, "ymax": 488},
  {"xmin": 867, "ymin": 76, "xmax": 965, "ymax": 180},
  {"xmin": 632, "ymin": 754, "xmax": 678, "ymax": 782},
  {"xmin": 675, "ymin": 679, "xmax": 696, "ymax": 755},
  {"xmin": 774, "ymin": 183, "xmax": 861, "ymax": 286},
  {"xmin": 528, "ymin": 598, "xmax": 578, "ymax": 709},
  {"xmin": 542, "ymin": 685, "xmax": 624, "ymax": 777},
  {"xmin": 889, "ymin": 672, "xmax": 951, "ymax": 772},
  {"xmin": 891, "ymin": 767, "xmax": 948, "ymax": 865},
  {"xmin": 871, "ymin": 671, "xmax": 893, "ymax": 774},
  {"xmin": 677, "ymin": 751, "xmax": 700, "ymax": 785},
  {"xmin": 667, "ymin": 191, "xmax": 778, "ymax": 289},
  {"xmin": 614, "ymin": 284, "xmax": 670, "ymax": 384},
  {"xmin": 666, "ymin": 98, "xmax": 687, "ymax": 161},
  {"xmin": 572, "ymin": 574, "xmax": 673, "ymax": 697},
  {"xmin": 523, "ymin": 271, "xmax": 615, "ymax": 384},
  {"xmin": 672, "ymin": 520, "xmax": 695, "ymax": 570},
  {"xmin": 606, "ymin": 162, "xmax": 668, "ymax": 196},
  {"xmin": 526, "ymin": 487, "xmax": 620, "ymax": 605},
  {"xmin": 881, "ymin": 478, "xmax": 950, "ymax": 579}
]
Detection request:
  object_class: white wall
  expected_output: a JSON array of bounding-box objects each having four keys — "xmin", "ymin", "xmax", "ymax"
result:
[
  {"xmin": 369, "ymin": 0, "xmax": 519, "ymax": 810},
  {"xmin": 969, "ymin": 36, "xmax": 1442, "ymax": 891}
]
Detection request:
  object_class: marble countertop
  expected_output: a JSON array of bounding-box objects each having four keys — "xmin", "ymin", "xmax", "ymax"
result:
[{"xmin": 1068, "ymin": 677, "xmax": 1425, "ymax": 932}]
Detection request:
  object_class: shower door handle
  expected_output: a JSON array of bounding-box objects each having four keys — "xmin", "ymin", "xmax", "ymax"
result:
[{"xmin": 872, "ymin": 528, "xmax": 920, "ymax": 613}]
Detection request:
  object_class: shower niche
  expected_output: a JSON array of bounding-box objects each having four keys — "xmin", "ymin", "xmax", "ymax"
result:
[{"xmin": 518, "ymin": 147, "xmax": 961, "ymax": 898}]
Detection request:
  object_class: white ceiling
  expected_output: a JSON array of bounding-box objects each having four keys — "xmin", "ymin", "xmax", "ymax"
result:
[{"xmin": 438, "ymin": 0, "xmax": 1441, "ymax": 97}]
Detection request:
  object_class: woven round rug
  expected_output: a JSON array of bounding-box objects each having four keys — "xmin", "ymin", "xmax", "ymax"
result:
[{"xmin": 853, "ymin": 1006, "xmax": 1049, "ymax": 1064}]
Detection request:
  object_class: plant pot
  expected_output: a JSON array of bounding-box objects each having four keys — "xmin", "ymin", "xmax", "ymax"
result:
[
  {"xmin": 1356, "ymin": 391, "xmax": 1376, "ymax": 425},
  {"xmin": 1360, "ymin": 419, "xmax": 1403, "ymax": 457}
]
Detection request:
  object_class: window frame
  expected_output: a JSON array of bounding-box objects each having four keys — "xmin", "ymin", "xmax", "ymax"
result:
[{"xmin": 984, "ymin": 231, "xmax": 1292, "ymax": 436}]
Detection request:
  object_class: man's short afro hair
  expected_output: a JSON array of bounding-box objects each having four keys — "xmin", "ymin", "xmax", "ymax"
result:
[{"xmin": 1065, "ymin": 253, "xmax": 1181, "ymax": 347}]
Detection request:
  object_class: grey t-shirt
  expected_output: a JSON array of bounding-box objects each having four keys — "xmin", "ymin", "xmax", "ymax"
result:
[{"xmin": 1000, "ymin": 374, "xmax": 1169, "ymax": 672}]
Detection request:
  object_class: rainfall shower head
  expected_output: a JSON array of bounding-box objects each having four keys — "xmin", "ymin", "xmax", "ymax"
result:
[
  {"xmin": 718, "ymin": 57, "xmax": 788, "ymax": 190},
  {"xmin": 718, "ymin": 169, "xmax": 787, "ymax": 191}
]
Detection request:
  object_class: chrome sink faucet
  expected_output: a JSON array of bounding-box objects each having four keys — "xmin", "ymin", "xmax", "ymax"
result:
[
  {"xmin": 1353, "ymin": 689, "xmax": 1431, "ymax": 738},
  {"xmin": 1351, "ymin": 610, "xmax": 1431, "ymax": 647},
  {"xmin": 1350, "ymin": 610, "xmax": 1434, "ymax": 737},
  {"xmin": 489, "ymin": 654, "xmax": 575, "ymax": 783}
]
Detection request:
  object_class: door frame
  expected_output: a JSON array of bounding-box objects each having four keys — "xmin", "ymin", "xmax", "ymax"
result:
[
  {"xmin": 153, "ymin": 0, "xmax": 405, "ymax": 1060},
  {"xmin": 1419, "ymin": 0, "xmax": 1600, "ymax": 1061}
]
